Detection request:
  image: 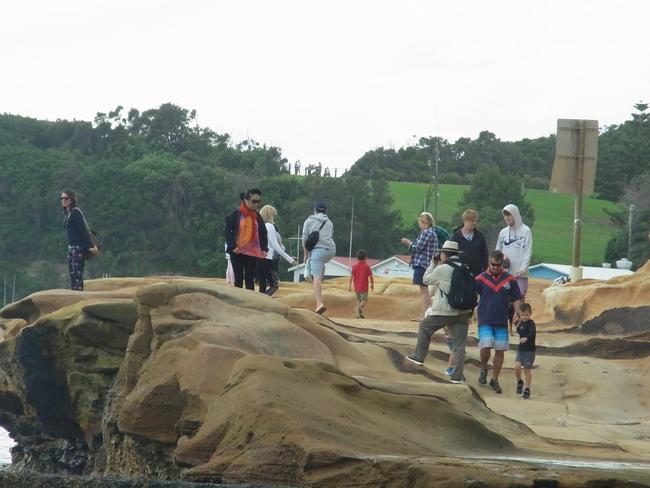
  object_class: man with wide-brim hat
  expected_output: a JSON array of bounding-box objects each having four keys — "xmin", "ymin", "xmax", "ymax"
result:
[{"xmin": 405, "ymin": 240, "xmax": 474, "ymax": 383}]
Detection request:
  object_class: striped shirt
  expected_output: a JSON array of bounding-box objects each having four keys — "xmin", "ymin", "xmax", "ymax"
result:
[{"xmin": 410, "ymin": 228, "xmax": 438, "ymax": 269}]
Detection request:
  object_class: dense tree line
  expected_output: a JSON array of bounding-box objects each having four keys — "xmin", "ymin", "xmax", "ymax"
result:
[
  {"xmin": 0, "ymin": 104, "xmax": 401, "ymax": 299},
  {"xmin": 347, "ymin": 103, "xmax": 650, "ymax": 202},
  {"xmin": 1, "ymin": 102, "xmax": 648, "ymax": 299}
]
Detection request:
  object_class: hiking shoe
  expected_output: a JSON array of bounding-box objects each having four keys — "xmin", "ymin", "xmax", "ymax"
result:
[
  {"xmin": 523, "ymin": 388, "xmax": 531, "ymax": 399},
  {"xmin": 444, "ymin": 367, "xmax": 453, "ymax": 376},
  {"xmin": 478, "ymin": 368, "xmax": 488, "ymax": 385},
  {"xmin": 449, "ymin": 375, "xmax": 466, "ymax": 383},
  {"xmin": 359, "ymin": 310, "xmax": 365, "ymax": 319},
  {"xmin": 489, "ymin": 379, "xmax": 502, "ymax": 394},
  {"xmin": 405, "ymin": 354, "xmax": 423, "ymax": 366},
  {"xmin": 516, "ymin": 379, "xmax": 524, "ymax": 395},
  {"xmin": 264, "ymin": 286, "xmax": 278, "ymax": 296}
]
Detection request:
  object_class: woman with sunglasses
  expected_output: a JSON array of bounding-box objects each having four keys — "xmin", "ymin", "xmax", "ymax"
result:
[
  {"xmin": 224, "ymin": 188, "xmax": 269, "ymax": 290},
  {"xmin": 61, "ymin": 190, "xmax": 98, "ymax": 291}
]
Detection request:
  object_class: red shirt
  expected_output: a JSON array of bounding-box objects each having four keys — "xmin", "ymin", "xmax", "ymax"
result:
[{"xmin": 351, "ymin": 261, "xmax": 372, "ymax": 292}]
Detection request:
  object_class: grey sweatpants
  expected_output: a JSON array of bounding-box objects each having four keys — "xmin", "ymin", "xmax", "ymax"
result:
[{"xmin": 413, "ymin": 313, "xmax": 471, "ymax": 381}]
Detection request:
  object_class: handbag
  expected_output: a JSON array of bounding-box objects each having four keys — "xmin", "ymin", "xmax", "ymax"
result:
[{"xmin": 304, "ymin": 220, "xmax": 326, "ymax": 251}]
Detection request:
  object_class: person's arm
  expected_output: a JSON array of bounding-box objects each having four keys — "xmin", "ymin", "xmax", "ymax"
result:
[
  {"xmin": 495, "ymin": 228, "xmax": 504, "ymax": 251},
  {"xmin": 480, "ymin": 232, "xmax": 489, "ymax": 272},
  {"xmin": 73, "ymin": 209, "xmax": 94, "ymax": 251},
  {"xmin": 349, "ymin": 269, "xmax": 354, "ymax": 292},
  {"xmin": 268, "ymin": 225, "xmax": 295, "ymax": 264},
  {"xmin": 423, "ymin": 261, "xmax": 443, "ymax": 286},
  {"xmin": 257, "ymin": 215, "xmax": 268, "ymax": 255},
  {"xmin": 369, "ymin": 271, "xmax": 374, "ymax": 291},
  {"xmin": 410, "ymin": 229, "xmax": 434, "ymax": 253},
  {"xmin": 520, "ymin": 228, "xmax": 533, "ymax": 274}
]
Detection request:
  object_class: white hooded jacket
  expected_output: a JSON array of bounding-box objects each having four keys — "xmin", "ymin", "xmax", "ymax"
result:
[{"xmin": 495, "ymin": 204, "xmax": 532, "ymax": 277}]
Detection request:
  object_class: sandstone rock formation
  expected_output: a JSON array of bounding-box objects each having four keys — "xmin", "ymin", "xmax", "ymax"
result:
[{"xmin": 0, "ymin": 276, "xmax": 649, "ymax": 487}]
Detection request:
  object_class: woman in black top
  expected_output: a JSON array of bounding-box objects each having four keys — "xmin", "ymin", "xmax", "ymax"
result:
[
  {"xmin": 62, "ymin": 191, "xmax": 98, "ymax": 290},
  {"xmin": 451, "ymin": 209, "xmax": 488, "ymax": 277}
]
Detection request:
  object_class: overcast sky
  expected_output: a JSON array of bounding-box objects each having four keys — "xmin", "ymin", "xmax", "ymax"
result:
[{"xmin": 1, "ymin": 0, "xmax": 648, "ymax": 170}]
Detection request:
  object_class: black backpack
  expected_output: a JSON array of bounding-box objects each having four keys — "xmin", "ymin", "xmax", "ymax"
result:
[
  {"xmin": 442, "ymin": 260, "xmax": 478, "ymax": 310},
  {"xmin": 304, "ymin": 220, "xmax": 326, "ymax": 251}
]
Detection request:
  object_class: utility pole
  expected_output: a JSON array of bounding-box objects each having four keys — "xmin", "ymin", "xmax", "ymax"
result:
[
  {"xmin": 628, "ymin": 204, "xmax": 635, "ymax": 259},
  {"xmin": 348, "ymin": 197, "xmax": 355, "ymax": 263},
  {"xmin": 433, "ymin": 141, "xmax": 440, "ymax": 223}
]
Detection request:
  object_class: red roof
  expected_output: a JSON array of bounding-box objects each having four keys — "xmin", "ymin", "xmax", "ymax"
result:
[
  {"xmin": 331, "ymin": 256, "xmax": 382, "ymax": 268},
  {"xmin": 330, "ymin": 255, "xmax": 411, "ymax": 268}
]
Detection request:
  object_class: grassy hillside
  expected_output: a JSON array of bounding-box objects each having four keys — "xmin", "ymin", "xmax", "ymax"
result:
[{"xmin": 389, "ymin": 181, "xmax": 622, "ymax": 265}]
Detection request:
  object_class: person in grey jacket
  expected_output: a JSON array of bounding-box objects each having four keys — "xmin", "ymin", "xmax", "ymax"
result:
[
  {"xmin": 405, "ymin": 240, "xmax": 472, "ymax": 382},
  {"xmin": 302, "ymin": 202, "xmax": 336, "ymax": 314}
]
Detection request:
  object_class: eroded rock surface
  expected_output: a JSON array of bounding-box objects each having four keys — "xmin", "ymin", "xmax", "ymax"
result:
[{"xmin": 0, "ymin": 276, "xmax": 649, "ymax": 487}]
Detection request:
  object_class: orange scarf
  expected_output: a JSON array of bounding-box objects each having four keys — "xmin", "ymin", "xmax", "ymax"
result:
[{"xmin": 236, "ymin": 203, "xmax": 262, "ymax": 257}]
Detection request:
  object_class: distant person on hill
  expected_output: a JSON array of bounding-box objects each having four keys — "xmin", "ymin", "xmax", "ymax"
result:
[
  {"xmin": 514, "ymin": 302, "xmax": 536, "ymax": 399},
  {"xmin": 258, "ymin": 205, "xmax": 296, "ymax": 296},
  {"xmin": 400, "ymin": 212, "xmax": 439, "ymax": 321},
  {"xmin": 61, "ymin": 190, "xmax": 98, "ymax": 291},
  {"xmin": 405, "ymin": 241, "xmax": 472, "ymax": 383},
  {"xmin": 302, "ymin": 202, "xmax": 336, "ymax": 314},
  {"xmin": 224, "ymin": 189, "xmax": 268, "ymax": 290},
  {"xmin": 496, "ymin": 204, "xmax": 532, "ymax": 334},
  {"xmin": 349, "ymin": 249, "xmax": 374, "ymax": 318},
  {"xmin": 475, "ymin": 250, "xmax": 523, "ymax": 394},
  {"xmin": 451, "ymin": 209, "xmax": 488, "ymax": 277}
]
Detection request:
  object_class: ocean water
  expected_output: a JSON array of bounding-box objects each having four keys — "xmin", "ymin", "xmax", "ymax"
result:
[{"xmin": 0, "ymin": 428, "xmax": 13, "ymax": 464}]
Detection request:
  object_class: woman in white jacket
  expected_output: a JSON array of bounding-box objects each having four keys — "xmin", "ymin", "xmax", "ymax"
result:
[{"xmin": 258, "ymin": 205, "xmax": 296, "ymax": 295}]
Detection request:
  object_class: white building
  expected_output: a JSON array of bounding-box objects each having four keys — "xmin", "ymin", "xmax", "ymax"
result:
[{"xmin": 288, "ymin": 255, "xmax": 413, "ymax": 282}]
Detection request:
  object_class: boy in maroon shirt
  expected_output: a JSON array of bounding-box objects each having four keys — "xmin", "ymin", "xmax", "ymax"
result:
[{"xmin": 349, "ymin": 249, "xmax": 374, "ymax": 318}]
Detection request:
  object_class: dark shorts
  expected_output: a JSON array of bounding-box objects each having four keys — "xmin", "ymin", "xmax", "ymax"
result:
[
  {"xmin": 412, "ymin": 266, "xmax": 426, "ymax": 286},
  {"xmin": 516, "ymin": 350, "xmax": 536, "ymax": 369}
]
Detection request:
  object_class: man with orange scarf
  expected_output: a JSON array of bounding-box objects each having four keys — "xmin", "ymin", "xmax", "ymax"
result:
[{"xmin": 224, "ymin": 188, "xmax": 268, "ymax": 290}]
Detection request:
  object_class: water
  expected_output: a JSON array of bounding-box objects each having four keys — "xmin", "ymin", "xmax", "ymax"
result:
[{"xmin": 0, "ymin": 428, "xmax": 13, "ymax": 464}]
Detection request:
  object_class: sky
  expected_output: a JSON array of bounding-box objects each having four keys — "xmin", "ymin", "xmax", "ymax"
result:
[{"xmin": 1, "ymin": 0, "xmax": 648, "ymax": 171}]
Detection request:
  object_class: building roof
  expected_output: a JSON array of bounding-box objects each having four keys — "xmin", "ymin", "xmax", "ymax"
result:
[
  {"xmin": 289, "ymin": 255, "xmax": 406, "ymax": 272},
  {"xmin": 529, "ymin": 263, "xmax": 634, "ymax": 281}
]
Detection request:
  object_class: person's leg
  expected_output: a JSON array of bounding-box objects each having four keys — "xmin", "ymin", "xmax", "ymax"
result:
[
  {"xmin": 359, "ymin": 293, "xmax": 368, "ymax": 319},
  {"xmin": 492, "ymin": 326, "xmax": 510, "ymax": 380},
  {"xmin": 256, "ymin": 259, "xmax": 268, "ymax": 293},
  {"xmin": 449, "ymin": 314, "xmax": 470, "ymax": 381},
  {"xmin": 243, "ymin": 255, "xmax": 257, "ymax": 290},
  {"xmin": 492, "ymin": 350, "xmax": 504, "ymax": 380},
  {"xmin": 413, "ymin": 316, "xmax": 445, "ymax": 362},
  {"xmin": 480, "ymin": 348, "xmax": 491, "ymax": 370},
  {"xmin": 68, "ymin": 247, "xmax": 85, "ymax": 291},
  {"xmin": 230, "ymin": 253, "xmax": 245, "ymax": 288},
  {"xmin": 514, "ymin": 362, "xmax": 522, "ymax": 382},
  {"xmin": 524, "ymin": 367, "xmax": 532, "ymax": 388},
  {"xmin": 311, "ymin": 249, "xmax": 333, "ymax": 312},
  {"xmin": 419, "ymin": 285, "xmax": 430, "ymax": 319},
  {"xmin": 270, "ymin": 257, "xmax": 280, "ymax": 288}
]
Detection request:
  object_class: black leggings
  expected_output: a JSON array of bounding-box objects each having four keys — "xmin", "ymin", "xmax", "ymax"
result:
[
  {"xmin": 256, "ymin": 258, "xmax": 273, "ymax": 293},
  {"xmin": 230, "ymin": 253, "xmax": 258, "ymax": 290}
]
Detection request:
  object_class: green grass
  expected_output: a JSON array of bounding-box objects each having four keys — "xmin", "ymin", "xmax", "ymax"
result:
[{"xmin": 389, "ymin": 181, "xmax": 622, "ymax": 265}]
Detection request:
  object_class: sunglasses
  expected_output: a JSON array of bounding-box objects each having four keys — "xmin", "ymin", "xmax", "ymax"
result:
[
  {"xmin": 249, "ymin": 199, "xmax": 261, "ymax": 204},
  {"xmin": 489, "ymin": 262, "xmax": 503, "ymax": 267}
]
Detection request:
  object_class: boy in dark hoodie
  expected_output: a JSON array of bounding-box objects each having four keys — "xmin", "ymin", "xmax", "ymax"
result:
[{"xmin": 514, "ymin": 302, "xmax": 536, "ymax": 399}]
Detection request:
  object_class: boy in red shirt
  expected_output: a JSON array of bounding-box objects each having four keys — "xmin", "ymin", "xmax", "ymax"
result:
[{"xmin": 349, "ymin": 249, "xmax": 374, "ymax": 318}]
